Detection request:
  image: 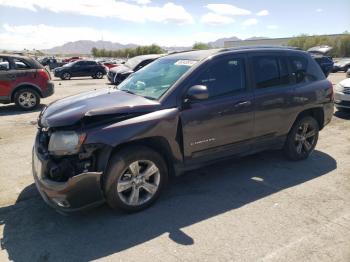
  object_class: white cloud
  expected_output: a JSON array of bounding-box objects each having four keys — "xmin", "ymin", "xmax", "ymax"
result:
[
  {"xmin": 128, "ymin": 0, "xmax": 151, "ymax": 4},
  {"xmin": 200, "ymin": 13, "xmax": 234, "ymax": 25},
  {"xmin": 0, "ymin": 0, "xmax": 193, "ymax": 24},
  {"xmin": 267, "ymin": 25, "xmax": 278, "ymax": 29},
  {"xmin": 0, "ymin": 23, "xmax": 239, "ymax": 50},
  {"xmin": 316, "ymin": 8, "xmax": 323, "ymax": 12},
  {"xmin": 256, "ymin": 10, "xmax": 269, "ymax": 16},
  {"xmin": 205, "ymin": 4, "xmax": 251, "ymax": 16},
  {"xmin": 242, "ymin": 18, "xmax": 258, "ymax": 26}
]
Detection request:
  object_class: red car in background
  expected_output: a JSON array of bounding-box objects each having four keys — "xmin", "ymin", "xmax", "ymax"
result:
[
  {"xmin": 103, "ymin": 62, "xmax": 121, "ymax": 69},
  {"xmin": 62, "ymin": 56, "xmax": 81, "ymax": 63},
  {"xmin": 0, "ymin": 54, "xmax": 54, "ymax": 110}
]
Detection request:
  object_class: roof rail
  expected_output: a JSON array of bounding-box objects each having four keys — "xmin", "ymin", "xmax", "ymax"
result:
[
  {"xmin": 166, "ymin": 49, "xmax": 196, "ymax": 55},
  {"xmin": 220, "ymin": 45, "xmax": 302, "ymax": 52}
]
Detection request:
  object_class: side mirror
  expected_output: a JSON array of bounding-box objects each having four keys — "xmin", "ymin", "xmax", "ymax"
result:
[{"xmin": 186, "ymin": 85, "xmax": 209, "ymax": 101}]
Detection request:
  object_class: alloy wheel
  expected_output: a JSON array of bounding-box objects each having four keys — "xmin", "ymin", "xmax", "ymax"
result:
[
  {"xmin": 117, "ymin": 160, "xmax": 160, "ymax": 206},
  {"xmin": 294, "ymin": 122, "xmax": 317, "ymax": 154},
  {"xmin": 96, "ymin": 72, "xmax": 103, "ymax": 79},
  {"xmin": 63, "ymin": 72, "xmax": 70, "ymax": 80}
]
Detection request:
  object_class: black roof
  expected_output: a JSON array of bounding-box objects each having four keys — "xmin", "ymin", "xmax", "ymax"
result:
[
  {"xmin": 0, "ymin": 53, "xmax": 31, "ymax": 59},
  {"xmin": 164, "ymin": 46, "xmax": 305, "ymax": 61}
]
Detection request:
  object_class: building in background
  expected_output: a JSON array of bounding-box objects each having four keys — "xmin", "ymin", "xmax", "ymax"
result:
[{"xmin": 224, "ymin": 34, "xmax": 346, "ymax": 48}]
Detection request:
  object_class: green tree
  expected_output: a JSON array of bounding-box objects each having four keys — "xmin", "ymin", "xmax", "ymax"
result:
[
  {"xmin": 192, "ymin": 42, "xmax": 210, "ymax": 50},
  {"xmin": 288, "ymin": 34, "xmax": 350, "ymax": 57},
  {"xmin": 91, "ymin": 44, "xmax": 165, "ymax": 58}
]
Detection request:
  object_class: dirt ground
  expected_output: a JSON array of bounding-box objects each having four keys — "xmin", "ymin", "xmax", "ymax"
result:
[{"xmin": 0, "ymin": 73, "xmax": 349, "ymax": 262}]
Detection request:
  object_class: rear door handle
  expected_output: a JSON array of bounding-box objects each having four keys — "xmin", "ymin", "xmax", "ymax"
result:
[{"xmin": 234, "ymin": 101, "xmax": 251, "ymax": 108}]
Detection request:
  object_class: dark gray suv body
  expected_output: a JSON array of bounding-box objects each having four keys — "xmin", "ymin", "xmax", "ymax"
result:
[{"xmin": 32, "ymin": 47, "xmax": 334, "ymax": 213}]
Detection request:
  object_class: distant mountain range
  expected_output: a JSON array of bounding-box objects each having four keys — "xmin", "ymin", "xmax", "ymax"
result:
[
  {"xmin": 43, "ymin": 40, "xmax": 138, "ymax": 55},
  {"xmin": 43, "ymin": 36, "xmax": 269, "ymax": 55}
]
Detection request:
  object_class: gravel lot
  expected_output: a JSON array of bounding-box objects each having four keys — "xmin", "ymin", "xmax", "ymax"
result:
[{"xmin": 0, "ymin": 73, "xmax": 349, "ymax": 262}]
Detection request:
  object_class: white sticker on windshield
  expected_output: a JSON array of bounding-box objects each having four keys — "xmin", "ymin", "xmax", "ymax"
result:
[{"xmin": 174, "ymin": 60, "xmax": 197, "ymax": 66}]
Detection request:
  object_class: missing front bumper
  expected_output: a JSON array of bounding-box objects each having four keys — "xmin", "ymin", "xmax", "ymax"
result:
[{"xmin": 32, "ymin": 148, "xmax": 105, "ymax": 212}]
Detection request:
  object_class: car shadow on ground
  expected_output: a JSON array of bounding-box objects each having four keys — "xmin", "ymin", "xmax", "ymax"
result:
[
  {"xmin": 0, "ymin": 104, "xmax": 45, "ymax": 116},
  {"xmin": 51, "ymin": 77, "xmax": 106, "ymax": 82},
  {"xmin": 0, "ymin": 150, "xmax": 336, "ymax": 262}
]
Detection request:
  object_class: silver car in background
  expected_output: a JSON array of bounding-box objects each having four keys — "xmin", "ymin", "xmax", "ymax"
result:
[{"xmin": 334, "ymin": 78, "xmax": 350, "ymax": 112}]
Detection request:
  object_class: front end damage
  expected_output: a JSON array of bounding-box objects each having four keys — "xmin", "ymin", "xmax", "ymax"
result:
[{"xmin": 32, "ymin": 128, "xmax": 110, "ymax": 211}]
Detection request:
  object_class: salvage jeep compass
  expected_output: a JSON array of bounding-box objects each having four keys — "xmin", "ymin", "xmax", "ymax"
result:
[{"xmin": 33, "ymin": 47, "xmax": 334, "ymax": 212}]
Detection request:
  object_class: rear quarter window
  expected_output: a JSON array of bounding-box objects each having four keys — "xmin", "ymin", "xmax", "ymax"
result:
[{"xmin": 288, "ymin": 54, "xmax": 325, "ymax": 84}]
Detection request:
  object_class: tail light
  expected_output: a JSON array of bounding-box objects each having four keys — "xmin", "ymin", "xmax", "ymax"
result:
[{"xmin": 38, "ymin": 68, "xmax": 50, "ymax": 81}]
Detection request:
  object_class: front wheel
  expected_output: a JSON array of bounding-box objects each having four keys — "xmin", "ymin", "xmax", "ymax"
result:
[
  {"xmin": 61, "ymin": 72, "xmax": 71, "ymax": 80},
  {"xmin": 103, "ymin": 146, "xmax": 168, "ymax": 212},
  {"xmin": 94, "ymin": 71, "xmax": 104, "ymax": 79},
  {"xmin": 284, "ymin": 116, "xmax": 319, "ymax": 161}
]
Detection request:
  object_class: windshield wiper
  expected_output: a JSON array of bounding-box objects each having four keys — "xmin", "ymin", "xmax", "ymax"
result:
[
  {"xmin": 142, "ymin": 96, "xmax": 157, "ymax": 101},
  {"xmin": 120, "ymin": 89, "xmax": 136, "ymax": 95},
  {"xmin": 119, "ymin": 89, "xmax": 156, "ymax": 100}
]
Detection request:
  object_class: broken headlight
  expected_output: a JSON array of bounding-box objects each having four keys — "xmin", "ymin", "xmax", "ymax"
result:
[{"xmin": 48, "ymin": 131, "xmax": 86, "ymax": 156}]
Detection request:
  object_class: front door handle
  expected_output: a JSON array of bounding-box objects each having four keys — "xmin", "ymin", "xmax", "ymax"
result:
[{"xmin": 234, "ymin": 101, "xmax": 251, "ymax": 108}]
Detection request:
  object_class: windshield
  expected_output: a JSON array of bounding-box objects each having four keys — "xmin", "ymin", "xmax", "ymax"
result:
[
  {"xmin": 117, "ymin": 58, "xmax": 197, "ymax": 100},
  {"xmin": 63, "ymin": 62, "xmax": 75, "ymax": 67},
  {"xmin": 124, "ymin": 56, "xmax": 145, "ymax": 69}
]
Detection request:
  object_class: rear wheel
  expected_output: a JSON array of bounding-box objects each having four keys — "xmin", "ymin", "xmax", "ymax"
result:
[
  {"xmin": 14, "ymin": 88, "xmax": 40, "ymax": 110},
  {"xmin": 103, "ymin": 146, "xmax": 168, "ymax": 212},
  {"xmin": 284, "ymin": 116, "xmax": 319, "ymax": 161}
]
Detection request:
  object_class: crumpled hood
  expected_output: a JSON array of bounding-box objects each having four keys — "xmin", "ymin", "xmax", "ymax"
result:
[{"xmin": 40, "ymin": 88, "xmax": 160, "ymax": 128}]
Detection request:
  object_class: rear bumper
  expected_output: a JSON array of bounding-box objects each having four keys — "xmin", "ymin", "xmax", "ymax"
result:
[
  {"xmin": 32, "ymin": 135, "xmax": 105, "ymax": 212},
  {"xmin": 42, "ymin": 81, "xmax": 54, "ymax": 98}
]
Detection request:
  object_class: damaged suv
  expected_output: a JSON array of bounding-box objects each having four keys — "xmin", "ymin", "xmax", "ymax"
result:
[{"xmin": 33, "ymin": 47, "xmax": 334, "ymax": 213}]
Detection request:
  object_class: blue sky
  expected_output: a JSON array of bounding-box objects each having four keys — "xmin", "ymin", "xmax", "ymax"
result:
[{"xmin": 0, "ymin": 0, "xmax": 349, "ymax": 50}]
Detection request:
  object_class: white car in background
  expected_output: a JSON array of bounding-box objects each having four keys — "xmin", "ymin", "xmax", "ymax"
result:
[{"xmin": 335, "ymin": 78, "xmax": 350, "ymax": 112}]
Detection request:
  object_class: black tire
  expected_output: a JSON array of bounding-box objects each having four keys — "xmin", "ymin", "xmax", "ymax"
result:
[
  {"xmin": 284, "ymin": 116, "xmax": 319, "ymax": 161},
  {"xmin": 94, "ymin": 71, "xmax": 104, "ymax": 79},
  {"xmin": 14, "ymin": 88, "xmax": 40, "ymax": 110},
  {"xmin": 60, "ymin": 72, "xmax": 71, "ymax": 80},
  {"xmin": 103, "ymin": 146, "xmax": 168, "ymax": 212}
]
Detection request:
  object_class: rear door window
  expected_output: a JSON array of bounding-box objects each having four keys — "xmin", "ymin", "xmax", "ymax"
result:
[
  {"xmin": 0, "ymin": 58, "xmax": 10, "ymax": 70},
  {"xmin": 288, "ymin": 54, "xmax": 324, "ymax": 83},
  {"xmin": 13, "ymin": 58, "xmax": 31, "ymax": 70},
  {"xmin": 252, "ymin": 55, "xmax": 290, "ymax": 89}
]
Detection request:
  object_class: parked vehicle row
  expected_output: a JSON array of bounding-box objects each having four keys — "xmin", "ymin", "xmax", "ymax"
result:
[
  {"xmin": 53, "ymin": 60, "xmax": 107, "ymax": 80},
  {"xmin": 333, "ymin": 59, "xmax": 350, "ymax": 73},
  {"xmin": 32, "ymin": 47, "xmax": 334, "ymax": 213},
  {"xmin": 334, "ymin": 78, "xmax": 350, "ymax": 112},
  {"xmin": 107, "ymin": 54, "xmax": 162, "ymax": 84},
  {"xmin": 0, "ymin": 54, "xmax": 54, "ymax": 110}
]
